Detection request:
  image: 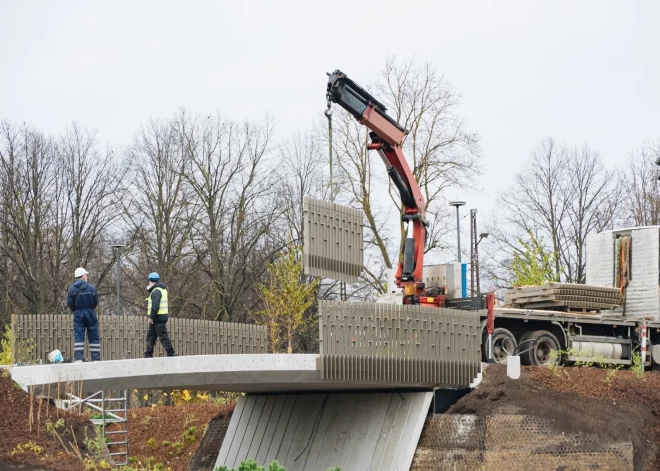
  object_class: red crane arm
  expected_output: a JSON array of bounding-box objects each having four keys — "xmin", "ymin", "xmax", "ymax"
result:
[{"xmin": 326, "ymin": 70, "xmax": 427, "ymax": 288}]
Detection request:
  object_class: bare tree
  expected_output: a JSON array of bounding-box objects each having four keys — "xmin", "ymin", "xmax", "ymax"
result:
[
  {"xmin": 330, "ymin": 58, "xmax": 481, "ymax": 293},
  {"xmin": 59, "ymin": 125, "xmax": 126, "ymax": 266},
  {"xmin": 562, "ymin": 145, "xmax": 620, "ymax": 282},
  {"xmin": 0, "ymin": 122, "xmax": 57, "ymax": 315},
  {"xmin": 621, "ymin": 141, "xmax": 660, "ymax": 226},
  {"xmin": 123, "ymin": 117, "xmax": 197, "ymax": 317},
  {"xmin": 276, "ymin": 131, "xmax": 330, "ymax": 243},
  {"xmin": 53, "ymin": 124, "xmax": 128, "ymax": 314},
  {"xmin": 174, "ymin": 110, "xmax": 281, "ymax": 322},
  {"xmin": 0, "ymin": 119, "xmax": 130, "ymax": 320},
  {"xmin": 376, "ymin": 58, "xmax": 482, "ymax": 255},
  {"xmin": 487, "ymin": 138, "xmax": 619, "ymax": 285}
]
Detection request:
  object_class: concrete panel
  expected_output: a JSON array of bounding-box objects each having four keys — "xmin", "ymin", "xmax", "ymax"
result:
[
  {"xmin": 215, "ymin": 392, "xmax": 433, "ymax": 471},
  {"xmin": 303, "ymin": 197, "xmax": 364, "ymax": 283},
  {"xmin": 11, "ymin": 314, "xmax": 268, "ymax": 363},
  {"xmin": 626, "ymin": 227, "xmax": 660, "ymax": 319},
  {"xmin": 319, "ymin": 301, "xmax": 482, "ymax": 388},
  {"xmin": 9, "ymin": 354, "xmax": 449, "ymax": 394},
  {"xmin": 587, "ymin": 227, "xmax": 660, "ymax": 320},
  {"xmin": 586, "ymin": 231, "xmax": 614, "ymax": 287}
]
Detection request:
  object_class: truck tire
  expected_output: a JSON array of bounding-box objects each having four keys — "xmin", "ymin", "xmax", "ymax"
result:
[
  {"xmin": 519, "ymin": 330, "xmax": 560, "ymax": 366},
  {"xmin": 483, "ymin": 328, "xmax": 517, "ymax": 364}
]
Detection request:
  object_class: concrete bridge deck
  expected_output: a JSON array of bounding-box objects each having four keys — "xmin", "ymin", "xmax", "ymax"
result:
[{"xmin": 9, "ymin": 354, "xmax": 481, "ymax": 394}]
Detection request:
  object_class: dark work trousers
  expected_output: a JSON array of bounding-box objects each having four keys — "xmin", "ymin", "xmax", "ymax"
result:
[
  {"xmin": 73, "ymin": 310, "xmax": 100, "ymax": 361},
  {"xmin": 144, "ymin": 321, "xmax": 176, "ymax": 357}
]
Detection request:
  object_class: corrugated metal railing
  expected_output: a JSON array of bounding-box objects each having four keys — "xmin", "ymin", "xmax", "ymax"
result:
[
  {"xmin": 319, "ymin": 301, "xmax": 483, "ymax": 386},
  {"xmin": 11, "ymin": 314, "xmax": 268, "ymax": 363}
]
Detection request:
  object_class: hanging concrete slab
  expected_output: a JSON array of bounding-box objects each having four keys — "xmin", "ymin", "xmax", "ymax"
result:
[
  {"xmin": 215, "ymin": 391, "xmax": 433, "ymax": 471},
  {"xmin": 303, "ymin": 197, "xmax": 364, "ymax": 283}
]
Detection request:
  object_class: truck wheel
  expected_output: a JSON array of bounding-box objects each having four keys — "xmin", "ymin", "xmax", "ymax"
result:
[
  {"xmin": 483, "ymin": 328, "xmax": 517, "ymax": 364},
  {"xmin": 519, "ymin": 330, "xmax": 560, "ymax": 366}
]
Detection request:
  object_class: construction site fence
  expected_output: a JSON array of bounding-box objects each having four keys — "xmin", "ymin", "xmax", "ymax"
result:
[
  {"xmin": 10, "ymin": 314, "xmax": 268, "ymax": 363},
  {"xmin": 318, "ymin": 301, "xmax": 483, "ymax": 386}
]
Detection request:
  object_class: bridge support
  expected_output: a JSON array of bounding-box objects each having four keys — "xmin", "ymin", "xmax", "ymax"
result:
[{"xmin": 215, "ymin": 391, "xmax": 432, "ymax": 471}]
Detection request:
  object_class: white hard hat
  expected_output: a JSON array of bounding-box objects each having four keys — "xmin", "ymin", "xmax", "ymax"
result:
[{"xmin": 74, "ymin": 267, "xmax": 89, "ymax": 278}]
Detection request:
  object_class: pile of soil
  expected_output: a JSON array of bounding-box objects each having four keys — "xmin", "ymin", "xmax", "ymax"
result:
[
  {"xmin": 112, "ymin": 401, "xmax": 235, "ymax": 471},
  {"xmin": 448, "ymin": 365, "xmax": 658, "ymax": 471},
  {"xmin": 530, "ymin": 366, "xmax": 660, "ymax": 471},
  {"xmin": 0, "ymin": 370, "xmax": 99, "ymax": 471}
]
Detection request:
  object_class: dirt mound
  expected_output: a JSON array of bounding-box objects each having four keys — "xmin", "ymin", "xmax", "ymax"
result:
[
  {"xmin": 448, "ymin": 365, "xmax": 657, "ymax": 471},
  {"xmin": 110, "ymin": 401, "xmax": 235, "ymax": 471},
  {"xmin": 0, "ymin": 369, "xmax": 99, "ymax": 471},
  {"xmin": 530, "ymin": 366, "xmax": 660, "ymax": 471}
]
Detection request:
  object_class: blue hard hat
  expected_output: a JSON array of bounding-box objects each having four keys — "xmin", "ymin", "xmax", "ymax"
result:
[{"xmin": 147, "ymin": 272, "xmax": 160, "ymax": 281}]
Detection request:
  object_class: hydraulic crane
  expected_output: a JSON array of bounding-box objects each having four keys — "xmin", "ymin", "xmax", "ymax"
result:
[{"xmin": 326, "ymin": 70, "xmax": 432, "ymax": 305}]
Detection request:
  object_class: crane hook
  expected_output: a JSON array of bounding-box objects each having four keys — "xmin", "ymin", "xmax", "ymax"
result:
[{"xmin": 325, "ymin": 100, "xmax": 333, "ymax": 119}]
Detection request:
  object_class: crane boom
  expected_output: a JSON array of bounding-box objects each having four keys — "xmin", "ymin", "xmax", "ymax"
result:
[{"xmin": 326, "ymin": 70, "xmax": 427, "ymax": 296}]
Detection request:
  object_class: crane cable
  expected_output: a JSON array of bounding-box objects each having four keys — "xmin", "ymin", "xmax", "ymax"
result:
[
  {"xmin": 324, "ymin": 101, "xmax": 346, "ymax": 300},
  {"xmin": 324, "ymin": 100, "xmax": 333, "ymax": 192}
]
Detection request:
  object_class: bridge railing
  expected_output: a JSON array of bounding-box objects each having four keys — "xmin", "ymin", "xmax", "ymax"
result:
[
  {"xmin": 11, "ymin": 314, "xmax": 268, "ymax": 363},
  {"xmin": 318, "ymin": 301, "xmax": 483, "ymax": 386}
]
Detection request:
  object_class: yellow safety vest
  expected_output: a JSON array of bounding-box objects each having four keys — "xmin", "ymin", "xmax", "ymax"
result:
[{"xmin": 147, "ymin": 287, "xmax": 169, "ymax": 316}]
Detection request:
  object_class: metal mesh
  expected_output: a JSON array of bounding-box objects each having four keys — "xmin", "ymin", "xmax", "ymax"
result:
[
  {"xmin": 187, "ymin": 413, "xmax": 232, "ymax": 471},
  {"xmin": 411, "ymin": 414, "xmax": 633, "ymax": 471}
]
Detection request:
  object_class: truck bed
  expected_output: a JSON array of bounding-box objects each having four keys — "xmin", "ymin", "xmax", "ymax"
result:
[{"xmin": 494, "ymin": 307, "xmax": 637, "ymax": 326}]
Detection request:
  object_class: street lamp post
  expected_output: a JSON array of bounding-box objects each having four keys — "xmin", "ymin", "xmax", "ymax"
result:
[
  {"xmin": 475, "ymin": 232, "xmax": 489, "ymax": 297},
  {"xmin": 449, "ymin": 201, "xmax": 466, "ymax": 263},
  {"xmin": 110, "ymin": 244, "xmax": 126, "ymax": 316}
]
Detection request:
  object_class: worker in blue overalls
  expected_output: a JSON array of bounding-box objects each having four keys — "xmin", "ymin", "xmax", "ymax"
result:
[{"xmin": 66, "ymin": 267, "xmax": 100, "ymax": 362}]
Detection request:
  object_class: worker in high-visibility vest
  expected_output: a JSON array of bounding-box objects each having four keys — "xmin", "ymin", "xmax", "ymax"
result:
[{"xmin": 144, "ymin": 272, "xmax": 176, "ymax": 357}]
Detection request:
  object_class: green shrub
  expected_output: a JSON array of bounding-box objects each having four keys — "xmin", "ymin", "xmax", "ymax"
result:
[
  {"xmin": 183, "ymin": 426, "xmax": 197, "ymax": 444},
  {"xmin": 214, "ymin": 460, "xmax": 340, "ymax": 471}
]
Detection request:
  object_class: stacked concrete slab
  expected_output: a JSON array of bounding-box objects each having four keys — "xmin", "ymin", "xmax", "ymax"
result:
[{"xmin": 504, "ymin": 283, "xmax": 621, "ymax": 313}]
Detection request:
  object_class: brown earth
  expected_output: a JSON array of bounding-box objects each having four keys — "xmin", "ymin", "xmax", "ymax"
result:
[
  {"xmin": 0, "ymin": 364, "xmax": 235, "ymax": 471},
  {"xmin": 448, "ymin": 364, "xmax": 660, "ymax": 471},
  {"xmin": 110, "ymin": 401, "xmax": 235, "ymax": 471},
  {"xmin": 8, "ymin": 364, "xmax": 660, "ymax": 470},
  {"xmin": 0, "ymin": 370, "xmax": 99, "ymax": 471}
]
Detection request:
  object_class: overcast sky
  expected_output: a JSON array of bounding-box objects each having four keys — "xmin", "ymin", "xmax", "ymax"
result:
[{"xmin": 1, "ymin": 0, "xmax": 659, "ymax": 253}]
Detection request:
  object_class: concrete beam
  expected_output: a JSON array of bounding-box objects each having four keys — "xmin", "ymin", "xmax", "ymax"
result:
[{"xmin": 9, "ymin": 354, "xmax": 451, "ymax": 394}]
